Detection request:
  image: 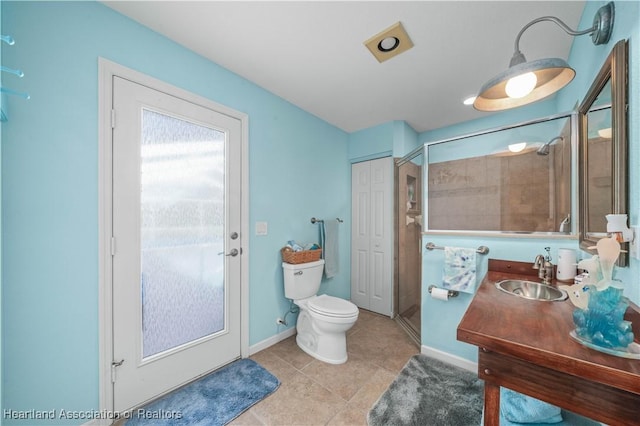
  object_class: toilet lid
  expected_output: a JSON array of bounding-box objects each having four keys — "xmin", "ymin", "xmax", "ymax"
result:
[{"xmin": 308, "ymin": 294, "xmax": 359, "ymax": 318}]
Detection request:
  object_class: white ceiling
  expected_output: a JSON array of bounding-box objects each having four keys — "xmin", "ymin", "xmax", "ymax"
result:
[{"xmin": 103, "ymin": 1, "xmax": 586, "ymax": 133}]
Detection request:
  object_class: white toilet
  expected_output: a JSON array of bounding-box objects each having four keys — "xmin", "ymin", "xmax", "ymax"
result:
[{"xmin": 283, "ymin": 259, "xmax": 359, "ymax": 364}]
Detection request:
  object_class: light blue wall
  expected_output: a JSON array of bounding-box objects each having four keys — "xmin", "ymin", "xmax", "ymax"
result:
[
  {"xmin": 348, "ymin": 121, "xmax": 394, "ymax": 162},
  {"xmin": 348, "ymin": 120, "xmax": 419, "ymax": 163},
  {"xmin": 393, "ymin": 120, "xmax": 420, "ymax": 156},
  {"xmin": 419, "ymin": 0, "xmax": 640, "ymax": 361},
  {"xmin": 1, "ymin": 1, "xmax": 349, "ymax": 422},
  {"xmin": 419, "ymin": 99, "xmax": 558, "ymax": 144},
  {"xmin": 428, "ymin": 113, "xmax": 572, "ymax": 163},
  {"xmin": 0, "ymin": 1, "xmax": 3, "ymax": 417}
]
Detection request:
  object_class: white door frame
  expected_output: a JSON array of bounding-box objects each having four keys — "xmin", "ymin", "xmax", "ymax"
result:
[{"xmin": 97, "ymin": 58, "xmax": 249, "ymax": 417}]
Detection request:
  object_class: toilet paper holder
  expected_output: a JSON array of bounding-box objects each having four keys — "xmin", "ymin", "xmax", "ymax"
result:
[{"xmin": 428, "ymin": 285, "xmax": 459, "ymax": 298}]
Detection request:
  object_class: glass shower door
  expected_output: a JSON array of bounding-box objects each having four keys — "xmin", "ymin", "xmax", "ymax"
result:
[{"xmin": 395, "ymin": 149, "xmax": 424, "ymax": 343}]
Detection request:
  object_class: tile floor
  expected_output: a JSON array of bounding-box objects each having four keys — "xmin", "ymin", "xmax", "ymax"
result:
[{"xmin": 231, "ymin": 309, "xmax": 420, "ymax": 426}]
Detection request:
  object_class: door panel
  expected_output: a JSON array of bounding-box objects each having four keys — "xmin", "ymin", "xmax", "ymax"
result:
[
  {"xmin": 350, "ymin": 158, "xmax": 392, "ymax": 316},
  {"xmin": 112, "ymin": 77, "xmax": 241, "ymax": 411}
]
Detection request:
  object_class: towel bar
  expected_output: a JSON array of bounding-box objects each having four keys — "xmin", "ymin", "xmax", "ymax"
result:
[
  {"xmin": 311, "ymin": 217, "xmax": 344, "ymax": 224},
  {"xmin": 425, "ymin": 242, "xmax": 489, "ymax": 255}
]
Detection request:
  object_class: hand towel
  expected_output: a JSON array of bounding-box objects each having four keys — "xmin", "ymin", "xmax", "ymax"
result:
[
  {"xmin": 500, "ymin": 388, "xmax": 563, "ymax": 424},
  {"xmin": 442, "ymin": 246, "xmax": 477, "ymax": 294},
  {"xmin": 320, "ymin": 220, "xmax": 339, "ymax": 278}
]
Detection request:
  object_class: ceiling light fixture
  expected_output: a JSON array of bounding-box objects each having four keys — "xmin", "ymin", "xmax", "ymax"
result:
[
  {"xmin": 474, "ymin": 2, "xmax": 615, "ymax": 111},
  {"xmin": 378, "ymin": 37, "xmax": 400, "ymax": 52},
  {"xmin": 598, "ymin": 127, "xmax": 612, "ymax": 139},
  {"xmin": 364, "ymin": 22, "xmax": 414, "ymax": 63},
  {"xmin": 463, "ymin": 96, "xmax": 477, "ymax": 106},
  {"xmin": 508, "ymin": 142, "xmax": 527, "ymax": 153}
]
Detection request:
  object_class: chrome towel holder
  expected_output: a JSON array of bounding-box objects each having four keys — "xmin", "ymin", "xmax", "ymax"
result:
[
  {"xmin": 311, "ymin": 217, "xmax": 344, "ymax": 224},
  {"xmin": 425, "ymin": 242, "xmax": 489, "ymax": 255}
]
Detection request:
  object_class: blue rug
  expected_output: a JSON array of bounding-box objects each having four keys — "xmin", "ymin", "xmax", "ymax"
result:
[{"xmin": 126, "ymin": 358, "xmax": 280, "ymax": 426}]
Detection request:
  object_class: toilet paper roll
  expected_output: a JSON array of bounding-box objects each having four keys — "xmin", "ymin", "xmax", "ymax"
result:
[{"xmin": 431, "ymin": 287, "xmax": 449, "ymax": 301}]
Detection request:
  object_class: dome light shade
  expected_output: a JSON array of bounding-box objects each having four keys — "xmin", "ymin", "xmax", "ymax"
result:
[
  {"xmin": 473, "ymin": 2, "xmax": 614, "ymax": 112},
  {"xmin": 474, "ymin": 58, "xmax": 575, "ymax": 111}
]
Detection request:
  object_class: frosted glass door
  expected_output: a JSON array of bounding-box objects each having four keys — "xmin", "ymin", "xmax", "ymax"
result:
[
  {"xmin": 140, "ymin": 109, "xmax": 225, "ymax": 358},
  {"xmin": 112, "ymin": 76, "xmax": 241, "ymax": 412}
]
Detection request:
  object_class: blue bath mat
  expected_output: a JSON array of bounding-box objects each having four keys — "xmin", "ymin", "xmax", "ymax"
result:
[{"xmin": 126, "ymin": 358, "xmax": 279, "ymax": 426}]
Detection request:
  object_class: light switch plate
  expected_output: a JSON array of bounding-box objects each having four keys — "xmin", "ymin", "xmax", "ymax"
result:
[{"xmin": 256, "ymin": 221, "xmax": 268, "ymax": 236}]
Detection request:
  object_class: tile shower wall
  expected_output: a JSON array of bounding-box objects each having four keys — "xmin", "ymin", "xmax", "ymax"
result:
[{"xmin": 429, "ymin": 150, "xmax": 555, "ymax": 232}]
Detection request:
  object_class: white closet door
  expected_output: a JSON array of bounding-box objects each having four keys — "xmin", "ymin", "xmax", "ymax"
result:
[
  {"xmin": 351, "ymin": 157, "xmax": 393, "ymax": 316},
  {"xmin": 352, "ymin": 161, "xmax": 371, "ymax": 309}
]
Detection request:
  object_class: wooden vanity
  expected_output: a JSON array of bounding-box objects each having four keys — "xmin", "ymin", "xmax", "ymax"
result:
[{"xmin": 457, "ymin": 260, "xmax": 640, "ymax": 426}]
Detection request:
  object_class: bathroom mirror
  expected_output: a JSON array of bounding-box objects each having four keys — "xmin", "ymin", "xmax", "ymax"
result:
[
  {"xmin": 578, "ymin": 40, "xmax": 628, "ymax": 266},
  {"xmin": 425, "ymin": 112, "xmax": 574, "ymax": 235}
]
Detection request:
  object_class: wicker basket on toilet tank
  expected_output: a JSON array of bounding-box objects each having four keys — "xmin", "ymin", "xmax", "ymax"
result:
[{"xmin": 281, "ymin": 246, "xmax": 322, "ymax": 264}]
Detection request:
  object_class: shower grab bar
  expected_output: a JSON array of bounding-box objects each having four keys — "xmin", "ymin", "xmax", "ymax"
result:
[
  {"xmin": 310, "ymin": 217, "xmax": 344, "ymax": 224},
  {"xmin": 425, "ymin": 242, "xmax": 489, "ymax": 255}
]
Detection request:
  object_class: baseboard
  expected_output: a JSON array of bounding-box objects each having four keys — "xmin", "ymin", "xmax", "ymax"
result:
[
  {"xmin": 249, "ymin": 326, "xmax": 296, "ymax": 355},
  {"xmin": 82, "ymin": 418, "xmax": 111, "ymax": 426},
  {"xmin": 421, "ymin": 345, "xmax": 478, "ymax": 373}
]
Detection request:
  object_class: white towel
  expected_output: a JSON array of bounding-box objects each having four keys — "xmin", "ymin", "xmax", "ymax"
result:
[
  {"xmin": 320, "ymin": 220, "xmax": 339, "ymax": 278},
  {"xmin": 442, "ymin": 247, "xmax": 477, "ymax": 294}
]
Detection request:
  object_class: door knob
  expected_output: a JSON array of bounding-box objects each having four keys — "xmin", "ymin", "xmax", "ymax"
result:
[{"xmin": 226, "ymin": 248, "xmax": 239, "ymax": 257}]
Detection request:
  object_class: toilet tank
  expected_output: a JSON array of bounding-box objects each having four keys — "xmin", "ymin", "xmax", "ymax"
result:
[{"xmin": 283, "ymin": 259, "xmax": 325, "ymax": 300}]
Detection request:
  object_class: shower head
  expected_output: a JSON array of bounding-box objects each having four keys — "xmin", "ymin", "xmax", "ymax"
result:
[
  {"xmin": 537, "ymin": 144, "xmax": 550, "ymax": 156},
  {"xmin": 537, "ymin": 136, "xmax": 564, "ymax": 156}
]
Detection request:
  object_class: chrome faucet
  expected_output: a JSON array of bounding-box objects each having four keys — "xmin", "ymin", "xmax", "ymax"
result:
[
  {"xmin": 558, "ymin": 214, "xmax": 571, "ymax": 233},
  {"xmin": 533, "ymin": 247, "xmax": 554, "ymax": 285}
]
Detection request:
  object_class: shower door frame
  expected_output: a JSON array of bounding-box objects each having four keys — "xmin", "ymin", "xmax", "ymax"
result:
[{"xmin": 393, "ymin": 145, "xmax": 425, "ymax": 346}]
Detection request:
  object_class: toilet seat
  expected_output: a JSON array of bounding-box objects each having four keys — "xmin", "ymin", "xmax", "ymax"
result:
[{"xmin": 308, "ymin": 294, "xmax": 358, "ymax": 318}]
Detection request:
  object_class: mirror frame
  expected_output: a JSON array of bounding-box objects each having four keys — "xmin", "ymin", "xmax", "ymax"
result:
[{"xmin": 578, "ymin": 39, "xmax": 628, "ymax": 266}]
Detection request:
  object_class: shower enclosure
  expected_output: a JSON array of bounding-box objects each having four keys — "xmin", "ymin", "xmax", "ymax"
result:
[{"xmin": 394, "ymin": 147, "xmax": 423, "ymax": 345}]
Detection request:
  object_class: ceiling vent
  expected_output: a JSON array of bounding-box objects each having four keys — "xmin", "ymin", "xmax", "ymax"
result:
[{"xmin": 364, "ymin": 21, "xmax": 414, "ymax": 63}]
